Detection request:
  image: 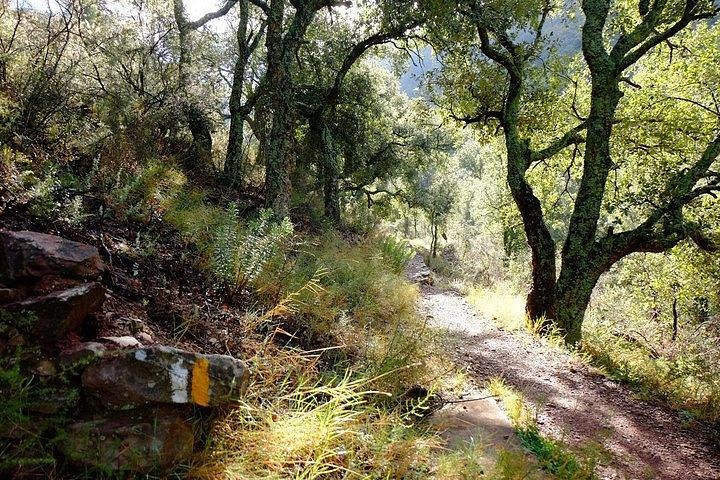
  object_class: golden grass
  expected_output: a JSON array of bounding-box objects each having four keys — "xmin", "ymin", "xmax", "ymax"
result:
[{"xmin": 465, "ymin": 283, "xmax": 526, "ymax": 332}]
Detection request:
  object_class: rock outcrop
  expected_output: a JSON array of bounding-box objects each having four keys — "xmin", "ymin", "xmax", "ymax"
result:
[
  {"xmin": 7, "ymin": 282, "xmax": 105, "ymax": 344},
  {"xmin": 0, "ymin": 230, "xmax": 251, "ymax": 475},
  {"xmin": 406, "ymin": 253, "xmax": 434, "ymax": 285},
  {"xmin": 0, "ymin": 230, "xmax": 105, "ymax": 281},
  {"xmin": 61, "ymin": 408, "xmax": 195, "ymax": 472}
]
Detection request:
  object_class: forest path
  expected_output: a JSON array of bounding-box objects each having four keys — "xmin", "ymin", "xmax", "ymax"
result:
[{"xmin": 421, "ymin": 283, "xmax": 720, "ymax": 480}]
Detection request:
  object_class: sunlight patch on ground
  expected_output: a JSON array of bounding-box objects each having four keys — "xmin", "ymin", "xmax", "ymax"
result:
[{"xmin": 465, "ymin": 283, "xmax": 527, "ymax": 331}]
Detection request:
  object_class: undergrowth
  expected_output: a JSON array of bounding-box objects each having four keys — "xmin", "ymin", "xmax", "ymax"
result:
[
  {"xmin": 0, "ymin": 158, "xmax": 548, "ymax": 478},
  {"xmin": 582, "ymin": 319, "xmax": 720, "ymax": 422},
  {"xmin": 90, "ymin": 162, "xmax": 542, "ymax": 479},
  {"xmin": 466, "ymin": 281, "xmax": 720, "ymax": 423}
]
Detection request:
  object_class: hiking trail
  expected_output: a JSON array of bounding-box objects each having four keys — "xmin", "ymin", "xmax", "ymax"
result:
[{"xmin": 422, "ymin": 282, "xmax": 720, "ymax": 480}]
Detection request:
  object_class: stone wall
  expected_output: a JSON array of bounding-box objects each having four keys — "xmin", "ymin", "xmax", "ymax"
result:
[{"xmin": 0, "ymin": 231, "xmax": 250, "ymax": 475}]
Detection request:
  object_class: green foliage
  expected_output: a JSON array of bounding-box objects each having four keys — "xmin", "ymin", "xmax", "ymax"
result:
[
  {"xmin": 515, "ymin": 426, "xmax": 596, "ymax": 480},
  {"xmin": 211, "ymin": 207, "xmax": 294, "ymax": 288},
  {"xmin": 378, "ymin": 235, "xmax": 414, "ymax": 273},
  {"xmin": 0, "ymin": 359, "xmax": 31, "ymax": 431},
  {"xmin": 110, "ymin": 159, "xmax": 187, "ymax": 221},
  {"xmin": 0, "ymin": 351, "xmax": 72, "ymax": 472}
]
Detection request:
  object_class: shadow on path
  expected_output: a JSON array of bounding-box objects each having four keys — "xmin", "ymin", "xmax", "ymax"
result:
[{"xmin": 421, "ymin": 284, "xmax": 720, "ymax": 480}]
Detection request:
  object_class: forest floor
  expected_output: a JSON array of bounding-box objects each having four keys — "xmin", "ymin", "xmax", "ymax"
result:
[{"xmin": 420, "ymin": 282, "xmax": 720, "ymax": 480}]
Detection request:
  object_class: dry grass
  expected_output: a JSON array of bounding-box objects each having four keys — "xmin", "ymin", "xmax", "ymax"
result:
[
  {"xmin": 465, "ymin": 283, "xmax": 526, "ymax": 332},
  {"xmin": 185, "ymin": 235, "xmax": 546, "ymax": 479}
]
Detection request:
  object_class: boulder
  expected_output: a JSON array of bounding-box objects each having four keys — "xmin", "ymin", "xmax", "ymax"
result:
[
  {"xmin": 0, "ymin": 231, "xmax": 104, "ymax": 282},
  {"xmin": 406, "ymin": 253, "xmax": 433, "ymax": 285},
  {"xmin": 82, "ymin": 346, "xmax": 250, "ymax": 409},
  {"xmin": 59, "ymin": 341, "xmax": 107, "ymax": 369},
  {"xmin": 61, "ymin": 408, "xmax": 194, "ymax": 472},
  {"xmin": 6, "ymin": 282, "xmax": 105, "ymax": 342}
]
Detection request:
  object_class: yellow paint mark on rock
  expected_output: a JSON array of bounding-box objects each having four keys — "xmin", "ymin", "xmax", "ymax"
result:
[{"xmin": 191, "ymin": 358, "xmax": 210, "ymax": 406}]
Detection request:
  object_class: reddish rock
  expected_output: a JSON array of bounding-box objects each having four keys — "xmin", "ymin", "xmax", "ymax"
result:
[
  {"xmin": 7, "ymin": 282, "xmax": 105, "ymax": 342},
  {"xmin": 59, "ymin": 341, "xmax": 107, "ymax": 369},
  {"xmin": 61, "ymin": 408, "xmax": 195, "ymax": 472},
  {"xmin": 0, "ymin": 231, "xmax": 104, "ymax": 281},
  {"xmin": 82, "ymin": 346, "xmax": 250, "ymax": 409}
]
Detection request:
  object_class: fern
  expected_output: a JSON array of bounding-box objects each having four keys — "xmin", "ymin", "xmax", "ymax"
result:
[
  {"xmin": 262, "ymin": 267, "xmax": 328, "ymax": 320},
  {"xmin": 211, "ymin": 202, "xmax": 242, "ymax": 285},
  {"xmin": 210, "ymin": 207, "xmax": 294, "ymax": 289}
]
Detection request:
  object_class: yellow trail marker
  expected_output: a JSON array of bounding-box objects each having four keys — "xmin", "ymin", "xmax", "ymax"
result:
[{"xmin": 191, "ymin": 358, "xmax": 211, "ymax": 406}]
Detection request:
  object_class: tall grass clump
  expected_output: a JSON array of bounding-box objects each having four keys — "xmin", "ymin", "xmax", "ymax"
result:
[
  {"xmin": 191, "ymin": 359, "xmax": 441, "ymax": 480},
  {"xmin": 254, "ymin": 233, "xmax": 437, "ymax": 396}
]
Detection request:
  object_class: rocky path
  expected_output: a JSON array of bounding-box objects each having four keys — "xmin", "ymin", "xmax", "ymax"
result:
[{"xmin": 421, "ymin": 284, "xmax": 720, "ymax": 480}]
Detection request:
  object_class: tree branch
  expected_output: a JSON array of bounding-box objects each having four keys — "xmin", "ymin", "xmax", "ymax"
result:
[
  {"xmin": 531, "ymin": 121, "xmax": 587, "ymax": 163},
  {"xmin": 186, "ymin": 0, "xmax": 240, "ymax": 30},
  {"xmin": 249, "ymin": 0, "xmax": 270, "ymax": 14},
  {"xmin": 616, "ymin": 1, "xmax": 719, "ymax": 72},
  {"xmin": 599, "ymin": 131, "xmax": 720, "ymax": 260},
  {"xmin": 326, "ymin": 18, "xmax": 421, "ymax": 105}
]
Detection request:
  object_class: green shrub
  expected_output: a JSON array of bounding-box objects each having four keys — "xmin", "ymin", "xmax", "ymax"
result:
[
  {"xmin": 378, "ymin": 235, "xmax": 414, "ymax": 273},
  {"xmin": 109, "ymin": 159, "xmax": 187, "ymax": 220},
  {"xmin": 211, "ymin": 207, "xmax": 294, "ymax": 289}
]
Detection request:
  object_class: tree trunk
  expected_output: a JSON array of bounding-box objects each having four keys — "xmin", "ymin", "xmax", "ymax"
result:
[
  {"xmin": 174, "ymin": 0, "xmax": 214, "ymax": 171},
  {"xmin": 264, "ymin": 108, "xmax": 294, "ymax": 217},
  {"xmin": 430, "ymin": 213, "xmax": 438, "ymax": 258},
  {"xmin": 224, "ymin": 0, "xmax": 251, "ymax": 185},
  {"xmin": 262, "ymin": 0, "xmax": 317, "ymax": 218},
  {"xmin": 319, "ymin": 120, "xmax": 341, "ymax": 224},
  {"xmin": 551, "ymin": 259, "xmax": 606, "ymax": 345},
  {"xmin": 503, "ymin": 75, "xmax": 557, "ymax": 323}
]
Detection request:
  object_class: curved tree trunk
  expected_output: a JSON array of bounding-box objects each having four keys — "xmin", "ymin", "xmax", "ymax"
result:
[
  {"xmin": 502, "ymin": 75, "xmax": 557, "ymax": 323},
  {"xmin": 319, "ymin": 120, "xmax": 341, "ymax": 224}
]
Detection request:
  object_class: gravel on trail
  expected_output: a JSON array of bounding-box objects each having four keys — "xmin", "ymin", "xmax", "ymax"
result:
[{"xmin": 421, "ymin": 283, "xmax": 720, "ymax": 480}]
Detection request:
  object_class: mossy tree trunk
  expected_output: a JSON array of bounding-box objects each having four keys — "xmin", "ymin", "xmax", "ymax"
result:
[
  {"xmin": 262, "ymin": 0, "xmax": 329, "ymax": 217},
  {"xmin": 225, "ymin": 0, "xmax": 265, "ymax": 185},
  {"xmin": 173, "ymin": 0, "xmax": 238, "ymax": 170},
  {"xmin": 464, "ymin": 0, "xmax": 720, "ymax": 345},
  {"xmin": 319, "ymin": 119, "xmax": 341, "ymax": 224}
]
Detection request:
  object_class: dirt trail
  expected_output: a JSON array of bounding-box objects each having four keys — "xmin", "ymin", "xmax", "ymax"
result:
[{"xmin": 421, "ymin": 283, "xmax": 720, "ymax": 480}]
